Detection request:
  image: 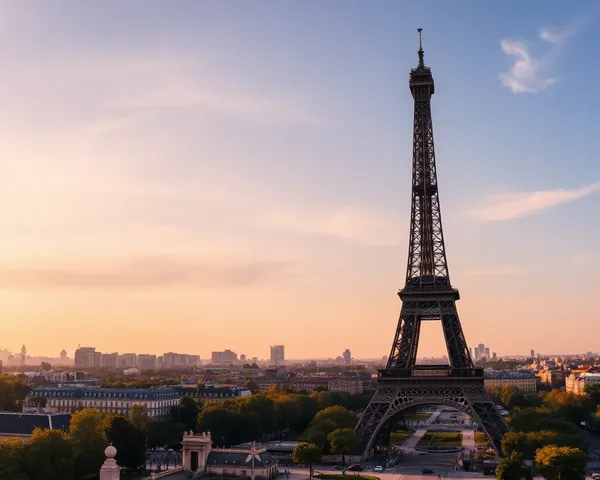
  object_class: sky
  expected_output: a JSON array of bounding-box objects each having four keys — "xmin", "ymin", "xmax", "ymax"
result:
[{"xmin": 0, "ymin": 1, "xmax": 599, "ymax": 361}]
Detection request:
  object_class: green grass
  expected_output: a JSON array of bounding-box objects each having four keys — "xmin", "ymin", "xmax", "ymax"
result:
[
  {"xmin": 416, "ymin": 430, "xmax": 463, "ymax": 447},
  {"xmin": 475, "ymin": 432, "xmax": 489, "ymax": 446},
  {"xmin": 390, "ymin": 429, "xmax": 413, "ymax": 443},
  {"xmin": 315, "ymin": 474, "xmax": 380, "ymax": 480},
  {"xmin": 403, "ymin": 411, "xmax": 431, "ymax": 421}
]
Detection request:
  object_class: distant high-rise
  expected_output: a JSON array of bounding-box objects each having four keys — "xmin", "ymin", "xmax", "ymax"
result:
[
  {"xmin": 20, "ymin": 345, "xmax": 26, "ymax": 367},
  {"xmin": 211, "ymin": 350, "xmax": 238, "ymax": 365},
  {"xmin": 270, "ymin": 345, "xmax": 285, "ymax": 367},
  {"xmin": 119, "ymin": 353, "xmax": 138, "ymax": 368},
  {"xmin": 492, "ymin": 352, "xmax": 497, "ymax": 361},
  {"xmin": 474, "ymin": 347, "xmax": 479, "ymax": 361},
  {"xmin": 74, "ymin": 347, "xmax": 100, "ymax": 368},
  {"xmin": 343, "ymin": 349, "xmax": 352, "ymax": 365},
  {"xmin": 240, "ymin": 354, "xmax": 247, "ymax": 363},
  {"xmin": 101, "ymin": 352, "xmax": 119, "ymax": 369},
  {"xmin": 484, "ymin": 347, "xmax": 490, "ymax": 360},
  {"xmin": 138, "ymin": 354, "xmax": 157, "ymax": 370},
  {"xmin": 530, "ymin": 349, "xmax": 535, "ymax": 359},
  {"xmin": 60, "ymin": 349, "xmax": 67, "ymax": 360}
]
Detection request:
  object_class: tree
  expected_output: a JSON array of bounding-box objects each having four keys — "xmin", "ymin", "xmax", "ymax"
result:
[
  {"xmin": 40, "ymin": 361, "xmax": 52, "ymax": 371},
  {"xmin": 328, "ymin": 428, "xmax": 358, "ymax": 465},
  {"xmin": 106, "ymin": 416, "xmax": 146, "ymax": 471},
  {"xmin": 197, "ymin": 405, "xmax": 261, "ymax": 446},
  {"xmin": 586, "ymin": 383, "xmax": 600, "ymax": 407},
  {"xmin": 300, "ymin": 425, "xmax": 330, "ymax": 449},
  {"xmin": 0, "ymin": 438, "xmax": 25, "ymax": 480},
  {"xmin": 25, "ymin": 428, "xmax": 74, "ymax": 480},
  {"xmin": 0, "ymin": 375, "xmax": 30, "ymax": 411},
  {"xmin": 237, "ymin": 394, "xmax": 277, "ymax": 437},
  {"xmin": 275, "ymin": 394, "xmax": 302, "ymax": 433},
  {"xmin": 313, "ymin": 406, "xmax": 357, "ymax": 429},
  {"xmin": 496, "ymin": 452, "xmax": 532, "ymax": 480},
  {"xmin": 292, "ymin": 443, "xmax": 322, "ymax": 480},
  {"xmin": 171, "ymin": 396, "xmax": 200, "ymax": 430},
  {"xmin": 535, "ymin": 446, "xmax": 586, "ymax": 480},
  {"xmin": 69, "ymin": 408, "xmax": 107, "ymax": 479},
  {"xmin": 129, "ymin": 404, "xmax": 150, "ymax": 434},
  {"xmin": 244, "ymin": 379, "xmax": 259, "ymax": 394}
]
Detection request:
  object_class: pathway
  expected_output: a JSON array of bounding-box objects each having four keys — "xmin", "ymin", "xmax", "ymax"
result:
[{"xmin": 461, "ymin": 429, "xmax": 475, "ymax": 453}]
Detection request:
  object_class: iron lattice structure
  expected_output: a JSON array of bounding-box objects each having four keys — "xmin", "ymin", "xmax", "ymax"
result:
[{"xmin": 355, "ymin": 30, "xmax": 508, "ymax": 458}]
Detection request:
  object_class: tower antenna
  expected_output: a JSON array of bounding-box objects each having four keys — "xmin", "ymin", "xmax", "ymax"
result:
[{"xmin": 417, "ymin": 28, "xmax": 424, "ymax": 66}]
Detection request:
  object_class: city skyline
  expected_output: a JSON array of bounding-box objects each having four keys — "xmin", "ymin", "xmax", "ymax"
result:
[{"xmin": 1, "ymin": 2, "xmax": 600, "ymax": 359}]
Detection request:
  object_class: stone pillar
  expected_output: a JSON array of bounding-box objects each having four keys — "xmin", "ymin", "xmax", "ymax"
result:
[{"xmin": 100, "ymin": 445, "xmax": 121, "ymax": 480}]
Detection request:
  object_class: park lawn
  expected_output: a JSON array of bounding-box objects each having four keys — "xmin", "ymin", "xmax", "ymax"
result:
[
  {"xmin": 390, "ymin": 429, "xmax": 413, "ymax": 443},
  {"xmin": 315, "ymin": 474, "xmax": 380, "ymax": 480},
  {"xmin": 475, "ymin": 432, "xmax": 489, "ymax": 446},
  {"xmin": 403, "ymin": 411, "xmax": 431, "ymax": 421},
  {"xmin": 416, "ymin": 430, "xmax": 463, "ymax": 447}
]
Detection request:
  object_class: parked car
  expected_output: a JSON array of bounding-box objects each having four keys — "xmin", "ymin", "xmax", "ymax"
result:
[
  {"xmin": 419, "ymin": 450, "xmax": 428, "ymax": 455},
  {"xmin": 373, "ymin": 466, "xmax": 384, "ymax": 472},
  {"xmin": 347, "ymin": 465, "xmax": 363, "ymax": 471},
  {"xmin": 421, "ymin": 468, "xmax": 434, "ymax": 474}
]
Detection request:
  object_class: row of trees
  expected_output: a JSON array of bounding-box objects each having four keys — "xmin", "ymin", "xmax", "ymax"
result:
[
  {"xmin": 0, "ymin": 407, "xmax": 148, "ymax": 480},
  {"xmin": 191, "ymin": 387, "xmax": 366, "ymax": 447},
  {"xmin": 496, "ymin": 446, "xmax": 586, "ymax": 480},
  {"xmin": 488, "ymin": 384, "xmax": 595, "ymax": 480}
]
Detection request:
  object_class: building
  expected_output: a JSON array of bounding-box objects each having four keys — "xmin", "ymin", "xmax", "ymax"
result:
[
  {"xmin": 138, "ymin": 354, "xmax": 157, "ymax": 369},
  {"xmin": 492, "ymin": 352, "xmax": 497, "ymax": 361},
  {"xmin": 530, "ymin": 349, "xmax": 535, "ymax": 359},
  {"xmin": 484, "ymin": 371, "xmax": 537, "ymax": 392},
  {"xmin": 26, "ymin": 387, "xmax": 180, "ymax": 421},
  {"xmin": 74, "ymin": 347, "xmax": 101, "ymax": 368},
  {"xmin": 343, "ymin": 349, "xmax": 352, "ymax": 365},
  {"xmin": 537, "ymin": 368, "xmax": 565, "ymax": 387},
  {"xmin": 20, "ymin": 345, "xmax": 26, "ymax": 367},
  {"xmin": 211, "ymin": 350, "xmax": 238, "ymax": 365},
  {"xmin": 328, "ymin": 377, "xmax": 363, "ymax": 394},
  {"xmin": 177, "ymin": 386, "xmax": 252, "ymax": 402},
  {"xmin": 270, "ymin": 345, "xmax": 285, "ymax": 367},
  {"xmin": 161, "ymin": 352, "xmax": 202, "ymax": 368},
  {"xmin": 0, "ymin": 412, "xmax": 71, "ymax": 441},
  {"xmin": 60, "ymin": 349, "xmax": 67, "ymax": 360},
  {"xmin": 240, "ymin": 354, "xmax": 247, "ymax": 363},
  {"xmin": 566, "ymin": 372, "xmax": 600, "ymax": 395},
  {"xmin": 119, "ymin": 353, "xmax": 138, "ymax": 368},
  {"xmin": 100, "ymin": 352, "xmax": 119, "ymax": 369},
  {"xmin": 484, "ymin": 347, "xmax": 490, "ymax": 359},
  {"xmin": 41, "ymin": 370, "xmax": 84, "ymax": 383},
  {"xmin": 182, "ymin": 432, "xmax": 278, "ymax": 478}
]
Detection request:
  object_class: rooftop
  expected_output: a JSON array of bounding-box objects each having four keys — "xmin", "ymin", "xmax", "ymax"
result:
[{"xmin": 0, "ymin": 412, "xmax": 71, "ymax": 436}]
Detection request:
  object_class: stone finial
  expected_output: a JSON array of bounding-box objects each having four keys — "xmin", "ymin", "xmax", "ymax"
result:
[
  {"xmin": 100, "ymin": 444, "xmax": 121, "ymax": 480},
  {"xmin": 189, "ymin": 430, "xmax": 193, "ymax": 436},
  {"xmin": 184, "ymin": 431, "xmax": 188, "ymax": 437},
  {"xmin": 105, "ymin": 445, "xmax": 117, "ymax": 459}
]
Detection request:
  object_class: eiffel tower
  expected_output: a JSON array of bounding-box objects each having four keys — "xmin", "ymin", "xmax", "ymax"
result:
[{"xmin": 355, "ymin": 29, "xmax": 508, "ymax": 458}]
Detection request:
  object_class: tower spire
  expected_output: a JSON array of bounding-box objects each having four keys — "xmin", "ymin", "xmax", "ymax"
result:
[{"xmin": 417, "ymin": 28, "xmax": 424, "ymax": 67}]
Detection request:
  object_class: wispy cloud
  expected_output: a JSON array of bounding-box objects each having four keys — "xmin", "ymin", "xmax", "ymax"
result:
[
  {"xmin": 466, "ymin": 183, "xmax": 600, "ymax": 222},
  {"xmin": 262, "ymin": 206, "xmax": 403, "ymax": 247},
  {"xmin": 0, "ymin": 257, "xmax": 298, "ymax": 290},
  {"xmin": 499, "ymin": 22, "xmax": 581, "ymax": 94},
  {"xmin": 466, "ymin": 265, "xmax": 522, "ymax": 276}
]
